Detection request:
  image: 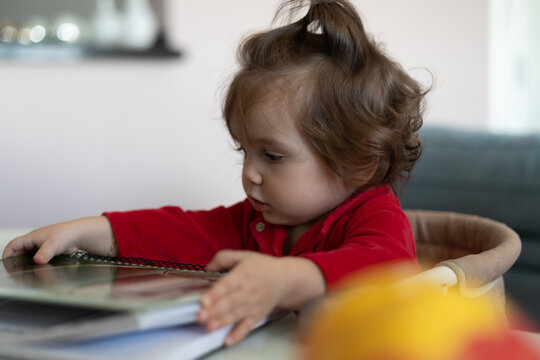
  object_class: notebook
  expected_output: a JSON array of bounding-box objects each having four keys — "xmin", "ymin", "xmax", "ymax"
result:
[
  {"xmin": 0, "ymin": 251, "xmax": 221, "ymax": 344},
  {"xmin": 0, "ymin": 313, "xmax": 287, "ymax": 360},
  {"xmin": 0, "ymin": 321, "xmax": 234, "ymax": 360}
]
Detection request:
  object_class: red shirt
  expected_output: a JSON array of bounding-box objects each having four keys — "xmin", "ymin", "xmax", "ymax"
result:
[{"xmin": 103, "ymin": 185, "xmax": 416, "ymax": 286}]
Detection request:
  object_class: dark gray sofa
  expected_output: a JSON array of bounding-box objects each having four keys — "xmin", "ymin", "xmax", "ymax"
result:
[{"xmin": 400, "ymin": 126, "xmax": 540, "ymax": 326}]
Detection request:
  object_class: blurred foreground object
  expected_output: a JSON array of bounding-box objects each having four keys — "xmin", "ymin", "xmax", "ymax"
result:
[{"xmin": 301, "ymin": 266, "xmax": 540, "ymax": 360}]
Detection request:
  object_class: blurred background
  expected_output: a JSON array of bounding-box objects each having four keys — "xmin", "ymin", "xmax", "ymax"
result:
[{"xmin": 0, "ymin": 0, "xmax": 538, "ymax": 228}]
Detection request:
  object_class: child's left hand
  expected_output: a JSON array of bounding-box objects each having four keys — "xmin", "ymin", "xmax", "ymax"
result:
[{"xmin": 197, "ymin": 250, "xmax": 325, "ymax": 346}]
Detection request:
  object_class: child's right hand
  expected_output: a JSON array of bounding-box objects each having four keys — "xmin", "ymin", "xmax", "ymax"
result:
[{"xmin": 2, "ymin": 216, "xmax": 115, "ymax": 264}]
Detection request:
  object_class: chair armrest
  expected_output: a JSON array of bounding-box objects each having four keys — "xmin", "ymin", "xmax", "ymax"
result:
[
  {"xmin": 397, "ymin": 265, "xmax": 501, "ymax": 298},
  {"xmin": 396, "ymin": 265, "xmax": 458, "ymax": 291},
  {"xmin": 406, "ymin": 210, "xmax": 521, "ymax": 288}
]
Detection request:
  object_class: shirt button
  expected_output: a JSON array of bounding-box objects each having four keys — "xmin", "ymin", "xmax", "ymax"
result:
[{"xmin": 255, "ymin": 222, "xmax": 265, "ymax": 232}]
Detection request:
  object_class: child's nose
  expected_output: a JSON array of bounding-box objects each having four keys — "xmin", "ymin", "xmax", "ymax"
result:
[{"xmin": 242, "ymin": 159, "xmax": 263, "ymax": 185}]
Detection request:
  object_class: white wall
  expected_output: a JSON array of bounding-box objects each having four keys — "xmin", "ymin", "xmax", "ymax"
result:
[
  {"xmin": 0, "ymin": 0, "xmax": 489, "ymax": 228},
  {"xmin": 357, "ymin": 0, "xmax": 488, "ymax": 128}
]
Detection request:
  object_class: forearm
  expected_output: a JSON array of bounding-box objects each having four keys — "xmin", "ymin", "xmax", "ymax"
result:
[{"xmin": 277, "ymin": 257, "xmax": 326, "ymax": 310}]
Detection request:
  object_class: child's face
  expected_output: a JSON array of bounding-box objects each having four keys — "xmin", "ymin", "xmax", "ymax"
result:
[{"xmin": 233, "ymin": 101, "xmax": 356, "ymax": 227}]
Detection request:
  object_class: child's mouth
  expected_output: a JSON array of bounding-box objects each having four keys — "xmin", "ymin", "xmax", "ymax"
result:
[{"xmin": 249, "ymin": 197, "xmax": 270, "ymax": 212}]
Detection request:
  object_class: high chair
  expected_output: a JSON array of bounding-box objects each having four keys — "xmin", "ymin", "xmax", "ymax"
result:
[{"xmin": 401, "ymin": 210, "xmax": 522, "ymax": 312}]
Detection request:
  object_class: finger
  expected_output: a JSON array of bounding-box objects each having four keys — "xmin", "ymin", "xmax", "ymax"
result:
[
  {"xmin": 33, "ymin": 238, "xmax": 70, "ymax": 264},
  {"xmin": 2, "ymin": 234, "xmax": 40, "ymax": 258},
  {"xmin": 225, "ymin": 317, "xmax": 259, "ymax": 346},
  {"xmin": 33, "ymin": 247, "xmax": 56, "ymax": 264},
  {"xmin": 2, "ymin": 239, "xmax": 22, "ymax": 258},
  {"xmin": 201, "ymin": 272, "xmax": 243, "ymax": 308},
  {"xmin": 206, "ymin": 250, "xmax": 247, "ymax": 272},
  {"xmin": 202, "ymin": 289, "xmax": 250, "ymax": 330}
]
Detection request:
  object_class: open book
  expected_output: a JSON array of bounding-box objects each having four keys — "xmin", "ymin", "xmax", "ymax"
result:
[{"xmin": 0, "ymin": 251, "xmax": 221, "ymax": 344}]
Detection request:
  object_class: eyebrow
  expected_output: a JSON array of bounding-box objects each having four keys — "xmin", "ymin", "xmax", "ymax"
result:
[{"xmin": 249, "ymin": 136, "xmax": 290, "ymax": 149}]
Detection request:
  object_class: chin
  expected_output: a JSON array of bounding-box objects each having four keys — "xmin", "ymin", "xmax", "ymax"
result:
[
  {"xmin": 262, "ymin": 212, "xmax": 286, "ymax": 225},
  {"xmin": 262, "ymin": 212, "xmax": 303, "ymax": 227}
]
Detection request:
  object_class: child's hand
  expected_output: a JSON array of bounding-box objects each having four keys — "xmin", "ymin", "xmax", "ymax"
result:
[
  {"xmin": 197, "ymin": 251, "xmax": 286, "ymax": 346},
  {"xmin": 2, "ymin": 216, "xmax": 115, "ymax": 264},
  {"xmin": 197, "ymin": 250, "xmax": 326, "ymax": 346}
]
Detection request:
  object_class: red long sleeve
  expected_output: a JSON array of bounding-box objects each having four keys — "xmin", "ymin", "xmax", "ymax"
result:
[{"xmin": 104, "ymin": 185, "xmax": 416, "ymax": 286}]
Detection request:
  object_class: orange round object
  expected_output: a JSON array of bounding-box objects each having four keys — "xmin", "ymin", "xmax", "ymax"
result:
[{"xmin": 301, "ymin": 270, "xmax": 540, "ymax": 360}]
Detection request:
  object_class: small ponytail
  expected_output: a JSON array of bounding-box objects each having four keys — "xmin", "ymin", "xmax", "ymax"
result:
[{"xmin": 301, "ymin": 0, "xmax": 374, "ymax": 72}]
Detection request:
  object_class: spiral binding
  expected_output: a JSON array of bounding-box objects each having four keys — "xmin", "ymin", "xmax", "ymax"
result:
[{"xmin": 70, "ymin": 250, "xmax": 207, "ymax": 272}]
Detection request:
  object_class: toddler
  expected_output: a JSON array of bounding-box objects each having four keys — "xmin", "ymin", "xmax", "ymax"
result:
[{"xmin": 3, "ymin": 0, "xmax": 426, "ymax": 346}]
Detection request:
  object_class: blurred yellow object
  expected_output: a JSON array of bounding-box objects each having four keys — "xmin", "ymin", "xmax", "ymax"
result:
[{"xmin": 301, "ymin": 266, "xmax": 539, "ymax": 360}]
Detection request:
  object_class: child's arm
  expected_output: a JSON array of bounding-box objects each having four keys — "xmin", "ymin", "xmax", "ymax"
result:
[
  {"xmin": 2, "ymin": 216, "xmax": 116, "ymax": 264},
  {"xmin": 197, "ymin": 250, "xmax": 325, "ymax": 346}
]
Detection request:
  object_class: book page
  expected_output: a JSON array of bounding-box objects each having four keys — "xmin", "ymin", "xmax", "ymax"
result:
[{"xmin": 0, "ymin": 254, "xmax": 221, "ymax": 311}]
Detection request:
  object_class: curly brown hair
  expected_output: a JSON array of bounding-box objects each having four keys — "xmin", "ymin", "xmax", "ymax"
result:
[{"xmin": 224, "ymin": 0, "xmax": 427, "ymax": 192}]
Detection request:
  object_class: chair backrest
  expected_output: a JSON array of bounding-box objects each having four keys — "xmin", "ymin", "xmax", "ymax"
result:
[{"xmin": 402, "ymin": 210, "xmax": 521, "ymax": 300}]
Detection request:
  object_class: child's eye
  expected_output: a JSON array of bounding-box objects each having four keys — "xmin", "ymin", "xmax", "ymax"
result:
[
  {"xmin": 265, "ymin": 152, "xmax": 283, "ymax": 162},
  {"xmin": 236, "ymin": 146, "xmax": 246, "ymax": 156}
]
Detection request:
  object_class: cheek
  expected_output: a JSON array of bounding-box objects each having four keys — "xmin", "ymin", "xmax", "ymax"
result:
[
  {"xmin": 281, "ymin": 169, "xmax": 351, "ymax": 208},
  {"xmin": 291, "ymin": 167, "xmax": 339, "ymax": 195},
  {"xmin": 272, "ymin": 180, "xmax": 323, "ymax": 211}
]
